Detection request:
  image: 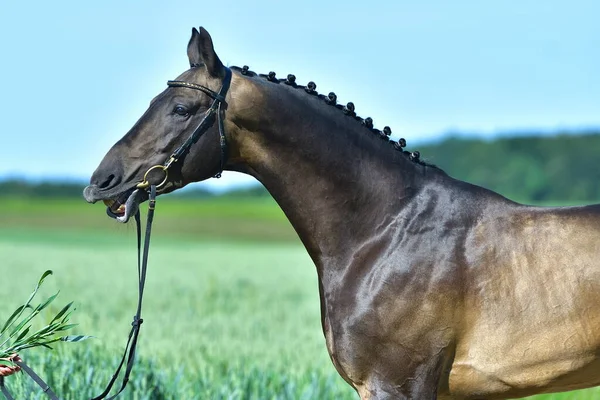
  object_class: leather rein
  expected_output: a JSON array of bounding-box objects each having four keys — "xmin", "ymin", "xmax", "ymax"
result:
[{"xmin": 0, "ymin": 67, "xmax": 232, "ymax": 400}]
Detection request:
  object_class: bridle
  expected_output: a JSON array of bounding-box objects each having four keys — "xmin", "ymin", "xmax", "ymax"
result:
[
  {"xmin": 137, "ymin": 66, "xmax": 233, "ymax": 189},
  {"xmin": 0, "ymin": 67, "xmax": 233, "ymax": 400},
  {"xmin": 95, "ymin": 67, "xmax": 234, "ymax": 398},
  {"xmin": 94, "ymin": 66, "xmax": 234, "ymax": 399}
]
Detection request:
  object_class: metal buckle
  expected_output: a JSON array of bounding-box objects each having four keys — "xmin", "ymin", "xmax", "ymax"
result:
[{"xmin": 136, "ymin": 165, "xmax": 169, "ymax": 189}]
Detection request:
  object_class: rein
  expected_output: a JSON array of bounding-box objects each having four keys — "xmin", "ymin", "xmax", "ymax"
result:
[
  {"xmin": 0, "ymin": 68, "xmax": 232, "ymax": 399},
  {"xmin": 90, "ymin": 186, "xmax": 156, "ymax": 400},
  {"xmin": 0, "ymin": 188, "xmax": 156, "ymax": 400}
]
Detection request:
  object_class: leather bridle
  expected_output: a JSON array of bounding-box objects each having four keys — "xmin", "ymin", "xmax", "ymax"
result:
[
  {"xmin": 93, "ymin": 67, "xmax": 234, "ymax": 398},
  {"xmin": 94, "ymin": 66, "xmax": 234, "ymax": 399},
  {"xmin": 137, "ymin": 66, "xmax": 233, "ymax": 189}
]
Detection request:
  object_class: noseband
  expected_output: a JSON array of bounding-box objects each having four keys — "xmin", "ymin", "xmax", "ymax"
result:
[{"xmin": 137, "ymin": 67, "xmax": 233, "ymax": 189}]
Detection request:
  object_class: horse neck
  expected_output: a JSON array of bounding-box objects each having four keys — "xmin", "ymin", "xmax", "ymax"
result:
[{"xmin": 226, "ymin": 73, "xmax": 431, "ymax": 271}]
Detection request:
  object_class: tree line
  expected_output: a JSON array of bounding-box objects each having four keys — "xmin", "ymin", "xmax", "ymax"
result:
[
  {"xmin": 416, "ymin": 130, "xmax": 600, "ymax": 203},
  {"xmin": 2, "ymin": 130, "xmax": 600, "ymax": 203}
]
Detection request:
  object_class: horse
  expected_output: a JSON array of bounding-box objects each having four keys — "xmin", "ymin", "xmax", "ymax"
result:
[{"xmin": 83, "ymin": 27, "xmax": 600, "ymax": 399}]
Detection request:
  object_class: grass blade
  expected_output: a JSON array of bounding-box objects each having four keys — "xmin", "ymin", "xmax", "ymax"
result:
[
  {"xmin": 0, "ymin": 270, "xmax": 53, "ymax": 338},
  {"xmin": 61, "ymin": 335, "xmax": 94, "ymax": 343},
  {"xmin": 0, "ymin": 306, "xmax": 25, "ymax": 335},
  {"xmin": 1, "ymin": 271, "xmax": 90, "ymax": 360},
  {"xmin": 13, "ymin": 326, "xmax": 30, "ymax": 344},
  {"xmin": 36, "ymin": 291, "xmax": 59, "ymax": 312},
  {"xmin": 50, "ymin": 301, "xmax": 74, "ymax": 324}
]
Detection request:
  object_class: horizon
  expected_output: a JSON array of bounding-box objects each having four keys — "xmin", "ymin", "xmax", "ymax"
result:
[{"xmin": 2, "ymin": 128, "xmax": 598, "ymax": 193}]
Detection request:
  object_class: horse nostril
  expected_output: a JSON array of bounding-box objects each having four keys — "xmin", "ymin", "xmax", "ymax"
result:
[{"xmin": 99, "ymin": 174, "xmax": 116, "ymax": 189}]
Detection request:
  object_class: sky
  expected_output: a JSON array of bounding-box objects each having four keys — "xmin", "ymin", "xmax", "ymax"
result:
[{"xmin": 0, "ymin": 1, "xmax": 598, "ymax": 191}]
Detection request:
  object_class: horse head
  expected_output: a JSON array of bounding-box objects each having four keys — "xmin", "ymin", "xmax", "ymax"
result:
[{"xmin": 83, "ymin": 27, "xmax": 245, "ymax": 221}]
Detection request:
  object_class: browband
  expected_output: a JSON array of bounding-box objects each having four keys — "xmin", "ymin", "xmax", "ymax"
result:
[{"xmin": 167, "ymin": 80, "xmax": 226, "ymax": 103}]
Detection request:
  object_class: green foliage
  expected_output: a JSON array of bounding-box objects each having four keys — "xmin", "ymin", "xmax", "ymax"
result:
[
  {"xmin": 0, "ymin": 237, "xmax": 355, "ymax": 399},
  {"xmin": 0, "ymin": 180, "xmax": 85, "ymax": 198},
  {"xmin": 416, "ymin": 131, "xmax": 600, "ymax": 203},
  {"xmin": 1, "ymin": 348, "xmax": 351, "ymax": 400},
  {"xmin": 0, "ymin": 271, "xmax": 91, "ymax": 360},
  {"xmin": 0, "ymin": 195, "xmax": 297, "ymax": 244}
]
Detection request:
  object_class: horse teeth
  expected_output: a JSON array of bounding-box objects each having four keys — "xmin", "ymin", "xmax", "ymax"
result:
[
  {"xmin": 116, "ymin": 205, "xmax": 126, "ymax": 213},
  {"xmin": 103, "ymin": 199, "xmax": 115, "ymax": 207}
]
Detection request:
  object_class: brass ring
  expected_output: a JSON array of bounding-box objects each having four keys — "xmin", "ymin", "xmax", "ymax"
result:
[{"xmin": 136, "ymin": 165, "xmax": 169, "ymax": 189}]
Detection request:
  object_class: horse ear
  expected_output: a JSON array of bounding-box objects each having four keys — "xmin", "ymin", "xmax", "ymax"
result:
[
  {"xmin": 187, "ymin": 27, "xmax": 202, "ymax": 67},
  {"xmin": 187, "ymin": 27, "xmax": 224, "ymax": 77}
]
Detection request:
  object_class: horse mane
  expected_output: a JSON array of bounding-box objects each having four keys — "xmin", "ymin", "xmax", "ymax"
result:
[{"xmin": 230, "ymin": 65, "xmax": 438, "ymax": 169}]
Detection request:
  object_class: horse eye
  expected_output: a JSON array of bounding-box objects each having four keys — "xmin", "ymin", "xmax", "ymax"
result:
[{"xmin": 173, "ymin": 105, "xmax": 189, "ymax": 116}]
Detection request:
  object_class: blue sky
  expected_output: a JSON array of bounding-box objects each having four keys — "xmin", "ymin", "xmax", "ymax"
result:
[{"xmin": 0, "ymin": 1, "xmax": 598, "ymax": 191}]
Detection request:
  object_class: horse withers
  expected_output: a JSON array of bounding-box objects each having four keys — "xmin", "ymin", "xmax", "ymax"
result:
[{"xmin": 83, "ymin": 27, "xmax": 600, "ymax": 399}]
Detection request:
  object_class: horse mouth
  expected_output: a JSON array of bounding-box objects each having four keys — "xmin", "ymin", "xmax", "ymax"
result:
[{"xmin": 103, "ymin": 187, "xmax": 148, "ymax": 223}]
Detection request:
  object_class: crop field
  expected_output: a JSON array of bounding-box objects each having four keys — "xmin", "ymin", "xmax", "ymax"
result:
[{"xmin": 0, "ymin": 196, "xmax": 598, "ymax": 399}]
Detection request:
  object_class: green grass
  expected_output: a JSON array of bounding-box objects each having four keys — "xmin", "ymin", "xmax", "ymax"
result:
[
  {"xmin": 0, "ymin": 237, "xmax": 354, "ymax": 399},
  {"xmin": 0, "ymin": 195, "xmax": 297, "ymax": 243},
  {"xmin": 0, "ymin": 197, "xmax": 599, "ymax": 399}
]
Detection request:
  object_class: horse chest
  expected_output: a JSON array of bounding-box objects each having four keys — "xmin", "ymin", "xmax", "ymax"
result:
[
  {"xmin": 319, "ymin": 261, "xmax": 460, "ymax": 390},
  {"xmin": 320, "ymin": 289, "xmax": 413, "ymax": 385},
  {"xmin": 322, "ymin": 310, "xmax": 354, "ymax": 385},
  {"xmin": 320, "ymin": 295, "xmax": 379, "ymax": 386}
]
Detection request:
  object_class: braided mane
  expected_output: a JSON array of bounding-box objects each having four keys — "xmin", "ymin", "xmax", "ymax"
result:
[{"xmin": 230, "ymin": 65, "xmax": 435, "ymax": 168}]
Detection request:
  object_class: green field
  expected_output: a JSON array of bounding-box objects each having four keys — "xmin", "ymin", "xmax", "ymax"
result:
[{"xmin": 0, "ymin": 196, "xmax": 598, "ymax": 399}]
